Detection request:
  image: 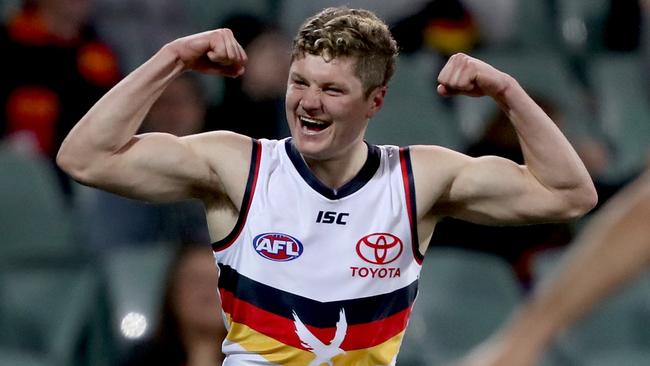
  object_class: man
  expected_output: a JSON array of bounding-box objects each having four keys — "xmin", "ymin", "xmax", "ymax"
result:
[
  {"xmin": 455, "ymin": 168, "xmax": 650, "ymax": 366},
  {"xmin": 57, "ymin": 7, "xmax": 596, "ymax": 365}
]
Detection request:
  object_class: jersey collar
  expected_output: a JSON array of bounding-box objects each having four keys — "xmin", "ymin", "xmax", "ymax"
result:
[{"xmin": 285, "ymin": 139, "xmax": 381, "ymax": 200}]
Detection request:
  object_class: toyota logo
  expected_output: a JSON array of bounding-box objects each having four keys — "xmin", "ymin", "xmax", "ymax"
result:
[{"xmin": 355, "ymin": 233, "xmax": 403, "ymax": 265}]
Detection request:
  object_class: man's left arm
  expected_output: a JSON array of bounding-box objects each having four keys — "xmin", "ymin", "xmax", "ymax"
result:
[{"xmin": 413, "ymin": 53, "xmax": 597, "ymax": 224}]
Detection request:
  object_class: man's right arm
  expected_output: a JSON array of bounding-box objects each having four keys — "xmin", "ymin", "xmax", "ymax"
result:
[{"xmin": 57, "ymin": 29, "xmax": 249, "ymax": 203}]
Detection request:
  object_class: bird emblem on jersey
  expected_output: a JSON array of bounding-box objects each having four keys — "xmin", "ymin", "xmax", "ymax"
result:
[{"xmin": 292, "ymin": 308, "xmax": 348, "ymax": 366}]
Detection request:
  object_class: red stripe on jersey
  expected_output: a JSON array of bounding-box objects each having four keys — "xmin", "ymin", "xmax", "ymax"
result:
[
  {"xmin": 220, "ymin": 288, "xmax": 412, "ymax": 351},
  {"xmin": 213, "ymin": 139, "xmax": 262, "ymax": 251},
  {"xmin": 399, "ymin": 148, "xmax": 423, "ymax": 264}
]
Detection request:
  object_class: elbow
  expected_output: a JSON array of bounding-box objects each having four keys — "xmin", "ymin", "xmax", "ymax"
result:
[
  {"xmin": 578, "ymin": 181, "xmax": 599, "ymax": 214},
  {"xmin": 562, "ymin": 183, "xmax": 599, "ymax": 220},
  {"xmin": 56, "ymin": 145, "xmax": 96, "ymax": 185},
  {"xmin": 56, "ymin": 147, "xmax": 82, "ymax": 181}
]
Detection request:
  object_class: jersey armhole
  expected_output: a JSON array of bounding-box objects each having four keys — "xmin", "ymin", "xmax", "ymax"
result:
[
  {"xmin": 212, "ymin": 139, "xmax": 262, "ymax": 252},
  {"xmin": 399, "ymin": 147, "xmax": 424, "ymax": 264}
]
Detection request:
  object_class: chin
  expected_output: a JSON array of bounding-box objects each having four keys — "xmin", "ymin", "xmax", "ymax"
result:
[
  {"xmin": 291, "ymin": 129, "xmax": 320, "ymax": 145},
  {"xmin": 294, "ymin": 139, "xmax": 325, "ymax": 158}
]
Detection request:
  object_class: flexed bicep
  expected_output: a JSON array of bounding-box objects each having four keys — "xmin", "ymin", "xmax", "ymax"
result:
[
  {"xmin": 411, "ymin": 146, "xmax": 576, "ymax": 226},
  {"xmin": 89, "ymin": 132, "xmax": 217, "ymax": 202},
  {"xmin": 69, "ymin": 131, "xmax": 251, "ymax": 205},
  {"xmin": 428, "ymin": 53, "xmax": 596, "ymax": 223},
  {"xmin": 57, "ymin": 29, "xmax": 252, "ymax": 205},
  {"xmin": 441, "ymin": 155, "xmax": 571, "ymax": 224}
]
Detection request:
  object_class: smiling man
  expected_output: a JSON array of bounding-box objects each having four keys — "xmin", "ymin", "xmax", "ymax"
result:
[{"xmin": 57, "ymin": 7, "xmax": 597, "ymax": 366}]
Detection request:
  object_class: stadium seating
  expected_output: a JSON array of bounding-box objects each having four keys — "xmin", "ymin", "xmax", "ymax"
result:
[
  {"xmin": 398, "ymin": 248, "xmax": 523, "ymax": 365},
  {"xmin": 101, "ymin": 244, "xmax": 176, "ymax": 358},
  {"xmin": 0, "ymin": 266, "xmax": 99, "ymax": 366},
  {"xmin": 532, "ymin": 248, "xmax": 650, "ymax": 366},
  {"xmin": 587, "ymin": 53, "xmax": 650, "ymax": 181},
  {"xmin": 556, "ymin": 0, "xmax": 610, "ymax": 53},
  {"xmin": 514, "ymin": 0, "xmax": 558, "ymax": 51},
  {"xmin": 366, "ymin": 51, "xmax": 463, "ymax": 150},
  {"xmin": 0, "ymin": 146, "xmax": 81, "ymax": 266},
  {"xmin": 0, "ymin": 347, "xmax": 48, "ymax": 366}
]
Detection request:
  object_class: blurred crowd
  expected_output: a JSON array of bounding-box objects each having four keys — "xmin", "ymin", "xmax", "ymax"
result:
[{"xmin": 0, "ymin": 0, "xmax": 648, "ymax": 365}]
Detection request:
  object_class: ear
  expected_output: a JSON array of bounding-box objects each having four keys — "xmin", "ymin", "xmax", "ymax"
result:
[{"xmin": 366, "ymin": 86, "xmax": 387, "ymax": 119}]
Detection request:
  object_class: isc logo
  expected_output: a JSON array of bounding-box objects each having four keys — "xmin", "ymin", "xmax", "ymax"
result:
[
  {"xmin": 253, "ymin": 233, "xmax": 303, "ymax": 262},
  {"xmin": 316, "ymin": 210, "xmax": 349, "ymax": 225}
]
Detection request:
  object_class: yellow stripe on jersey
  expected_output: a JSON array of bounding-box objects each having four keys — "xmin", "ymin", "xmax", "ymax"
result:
[
  {"xmin": 225, "ymin": 320, "xmax": 405, "ymax": 365},
  {"xmin": 342, "ymin": 333, "xmax": 404, "ymax": 366}
]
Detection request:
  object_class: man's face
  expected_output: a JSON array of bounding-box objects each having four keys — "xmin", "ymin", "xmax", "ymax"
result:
[{"xmin": 285, "ymin": 54, "xmax": 384, "ymax": 161}]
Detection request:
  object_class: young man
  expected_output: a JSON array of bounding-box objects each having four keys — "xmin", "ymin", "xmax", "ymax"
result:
[
  {"xmin": 57, "ymin": 7, "xmax": 597, "ymax": 366},
  {"xmin": 455, "ymin": 168, "xmax": 650, "ymax": 366}
]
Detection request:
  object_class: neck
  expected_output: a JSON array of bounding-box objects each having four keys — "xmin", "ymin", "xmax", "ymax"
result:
[{"xmin": 303, "ymin": 140, "xmax": 368, "ymax": 190}]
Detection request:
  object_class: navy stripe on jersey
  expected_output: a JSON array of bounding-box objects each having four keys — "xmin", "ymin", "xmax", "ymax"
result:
[
  {"xmin": 399, "ymin": 147, "xmax": 423, "ymax": 264},
  {"xmin": 212, "ymin": 139, "xmax": 262, "ymax": 251},
  {"xmin": 218, "ymin": 263, "xmax": 418, "ymax": 328},
  {"xmin": 285, "ymin": 139, "xmax": 381, "ymax": 200}
]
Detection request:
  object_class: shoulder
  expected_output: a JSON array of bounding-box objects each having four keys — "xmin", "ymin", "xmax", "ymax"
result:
[
  {"xmin": 408, "ymin": 144, "xmax": 473, "ymax": 177},
  {"xmin": 405, "ymin": 144, "xmax": 476, "ymax": 216},
  {"xmin": 183, "ymin": 130, "xmax": 252, "ymax": 153},
  {"xmin": 183, "ymin": 130, "xmax": 254, "ymax": 169},
  {"xmin": 181, "ymin": 131, "xmax": 255, "ymax": 201}
]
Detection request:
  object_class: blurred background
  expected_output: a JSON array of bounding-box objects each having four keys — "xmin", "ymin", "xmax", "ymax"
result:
[{"xmin": 0, "ymin": 0, "xmax": 648, "ymax": 365}]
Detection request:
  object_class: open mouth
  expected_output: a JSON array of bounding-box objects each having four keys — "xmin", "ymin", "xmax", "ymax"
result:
[{"xmin": 299, "ymin": 116, "xmax": 331, "ymax": 133}]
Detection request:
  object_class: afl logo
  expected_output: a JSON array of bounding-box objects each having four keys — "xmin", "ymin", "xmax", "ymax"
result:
[
  {"xmin": 253, "ymin": 233, "xmax": 303, "ymax": 262},
  {"xmin": 356, "ymin": 233, "xmax": 403, "ymax": 265}
]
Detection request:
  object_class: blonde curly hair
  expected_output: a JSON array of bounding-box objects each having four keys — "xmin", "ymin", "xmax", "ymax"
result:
[{"xmin": 292, "ymin": 7, "xmax": 399, "ymax": 97}]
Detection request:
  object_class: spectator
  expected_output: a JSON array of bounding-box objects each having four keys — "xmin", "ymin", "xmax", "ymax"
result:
[
  {"xmin": 459, "ymin": 0, "xmax": 517, "ymax": 48},
  {"xmin": 0, "ymin": 0, "xmax": 120, "ymax": 197},
  {"xmin": 391, "ymin": 0, "xmax": 479, "ymax": 56},
  {"xmin": 603, "ymin": 0, "xmax": 643, "ymax": 52},
  {"xmin": 278, "ymin": 0, "xmax": 431, "ymax": 36},
  {"xmin": 205, "ymin": 14, "xmax": 291, "ymax": 139},
  {"xmin": 391, "ymin": 0, "xmax": 519, "ymax": 56},
  {"xmin": 641, "ymin": 0, "xmax": 650, "ymax": 93},
  {"xmin": 94, "ymin": 0, "xmax": 194, "ymax": 73},
  {"xmin": 122, "ymin": 243, "xmax": 226, "ymax": 366}
]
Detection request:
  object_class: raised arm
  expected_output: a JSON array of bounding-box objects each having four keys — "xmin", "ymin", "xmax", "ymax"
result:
[
  {"xmin": 57, "ymin": 29, "xmax": 250, "ymax": 203},
  {"xmin": 412, "ymin": 53, "xmax": 597, "ymax": 225},
  {"xmin": 454, "ymin": 169, "xmax": 650, "ymax": 366}
]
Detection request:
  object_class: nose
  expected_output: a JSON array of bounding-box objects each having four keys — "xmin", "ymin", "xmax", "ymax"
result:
[{"xmin": 299, "ymin": 87, "xmax": 323, "ymax": 113}]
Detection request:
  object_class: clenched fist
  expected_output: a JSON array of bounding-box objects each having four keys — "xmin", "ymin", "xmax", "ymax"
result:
[
  {"xmin": 437, "ymin": 53, "xmax": 514, "ymax": 98},
  {"xmin": 166, "ymin": 28, "xmax": 248, "ymax": 77}
]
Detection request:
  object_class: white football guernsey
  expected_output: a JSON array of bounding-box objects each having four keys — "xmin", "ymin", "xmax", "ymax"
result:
[{"xmin": 212, "ymin": 138, "xmax": 423, "ymax": 366}]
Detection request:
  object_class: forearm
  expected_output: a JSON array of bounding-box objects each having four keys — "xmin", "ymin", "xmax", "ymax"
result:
[
  {"xmin": 57, "ymin": 44, "xmax": 184, "ymax": 175},
  {"xmin": 497, "ymin": 172, "xmax": 650, "ymax": 354},
  {"xmin": 497, "ymin": 79, "xmax": 596, "ymax": 215}
]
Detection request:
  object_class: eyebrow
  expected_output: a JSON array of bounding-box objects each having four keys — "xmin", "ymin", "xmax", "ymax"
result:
[
  {"xmin": 322, "ymin": 82, "xmax": 347, "ymax": 91},
  {"xmin": 290, "ymin": 72, "xmax": 346, "ymax": 89},
  {"xmin": 290, "ymin": 72, "xmax": 306, "ymax": 81}
]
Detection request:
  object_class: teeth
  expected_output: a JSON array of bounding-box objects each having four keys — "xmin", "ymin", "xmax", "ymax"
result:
[{"xmin": 300, "ymin": 116, "xmax": 326, "ymax": 125}]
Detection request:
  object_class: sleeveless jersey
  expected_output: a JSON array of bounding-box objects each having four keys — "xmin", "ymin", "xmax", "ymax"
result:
[{"xmin": 212, "ymin": 138, "xmax": 423, "ymax": 366}]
